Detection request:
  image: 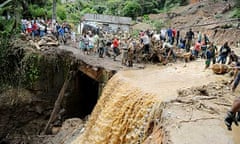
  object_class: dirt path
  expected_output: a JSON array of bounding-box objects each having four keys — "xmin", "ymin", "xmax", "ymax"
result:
[{"xmin": 119, "ymin": 59, "xmax": 227, "ymax": 101}]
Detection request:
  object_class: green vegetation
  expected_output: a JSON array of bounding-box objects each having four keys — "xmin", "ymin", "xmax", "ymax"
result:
[
  {"xmin": 0, "ymin": 0, "xmax": 188, "ymax": 21},
  {"xmin": 21, "ymin": 54, "xmax": 41, "ymax": 87},
  {"xmin": 232, "ymin": 0, "xmax": 240, "ymax": 18}
]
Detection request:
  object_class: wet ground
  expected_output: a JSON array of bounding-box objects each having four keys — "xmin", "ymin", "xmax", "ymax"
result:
[
  {"xmin": 63, "ymin": 57, "xmax": 240, "ymax": 144},
  {"xmin": 113, "ymin": 59, "xmax": 240, "ymax": 144}
]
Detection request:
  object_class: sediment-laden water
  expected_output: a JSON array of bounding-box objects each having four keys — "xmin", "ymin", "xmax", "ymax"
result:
[{"xmin": 71, "ymin": 74, "xmax": 163, "ymax": 144}]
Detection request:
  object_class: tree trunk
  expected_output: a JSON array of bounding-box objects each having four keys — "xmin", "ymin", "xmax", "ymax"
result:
[
  {"xmin": 52, "ymin": 0, "xmax": 57, "ymax": 21},
  {"xmin": 13, "ymin": 0, "xmax": 21, "ymax": 29}
]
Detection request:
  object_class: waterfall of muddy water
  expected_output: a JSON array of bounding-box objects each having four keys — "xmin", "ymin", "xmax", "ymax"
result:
[
  {"xmin": 70, "ymin": 61, "xmax": 227, "ymax": 144},
  {"xmin": 71, "ymin": 74, "xmax": 163, "ymax": 144}
]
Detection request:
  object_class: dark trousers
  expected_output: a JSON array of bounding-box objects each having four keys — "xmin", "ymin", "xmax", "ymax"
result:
[{"xmin": 143, "ymin": 44, "xmax": 150, "ymax": 54}]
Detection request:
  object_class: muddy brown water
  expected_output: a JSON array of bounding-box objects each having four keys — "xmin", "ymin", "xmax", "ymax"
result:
[
  {"xmin": 69, "ymin": 59, "xmax": 240, "ymax": 144},
  {"xmin": 230, "ymin": 124, "xmax": 240, "ymax": 144}
]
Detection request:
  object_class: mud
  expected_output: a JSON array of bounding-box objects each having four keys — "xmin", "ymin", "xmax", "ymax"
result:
[
  {"xmin": 0, "ymin": 89, "xmax": 54, "ymax": 143},
  {"xmin": 162, "ymin": 81, "xmax": 237, "ymax": 144}
]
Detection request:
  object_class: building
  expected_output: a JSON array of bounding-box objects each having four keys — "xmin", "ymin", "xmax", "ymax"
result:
[{"xmin": 82, "ymin": 13, "xmax": 132, "ymax": 33}]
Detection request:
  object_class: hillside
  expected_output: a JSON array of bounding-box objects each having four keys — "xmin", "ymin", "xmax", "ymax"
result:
[{"xmin": 136, "ymin": 0, "xmax": 239, "ymax": 46}]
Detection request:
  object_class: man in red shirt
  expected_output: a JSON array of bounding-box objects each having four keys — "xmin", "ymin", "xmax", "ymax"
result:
[
  {"xmin": 32, "ymin": 21, "xmax": 39, "ymax": 40},
  {"xmin": 193, "ymin": 40, "xmax": 201, "ymax": 58},
  {"xmin": 112, "ymin": 37, "xmax": 120, "ymax": 61},
  {"xmin": 172, "ymin": 27, "xmax": 177, "ymax": 45}
]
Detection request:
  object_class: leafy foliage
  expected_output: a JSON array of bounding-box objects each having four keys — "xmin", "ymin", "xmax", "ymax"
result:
[
  {"xmin": 122, "ymin": 1, "xmax": 142, "ymax": 19},
  {"xmin": 57, "ymin": 5, "xmax": 67, "ymax": 20},
  {"xmin": 29, "ymin": 5, "xmax": 47, "ymax": 18},
  {"xmin": 232, "ymin": 0, "xmax": 240, "ymax": 18},
  {"xmin": 232, "ymin": 8, "xmax": 240, "ymax": 18}
]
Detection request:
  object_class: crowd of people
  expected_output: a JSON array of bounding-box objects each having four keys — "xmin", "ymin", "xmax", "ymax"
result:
[
  {"xmin": 20, "ymin": 18, "xmax": 238, "ymax": 69},
  {"xmin": 77, "ymin": 27, "xmax": 239, "ymax": 69},
  {"xmin": 20, "ymin": 20, "xmax": 240, "ymax": 131},
  {"xmin": 78, "ymin": 27, "xmax": 240, "ymax": 132},
  {"xmin": 21, "ymin": 17, "xmax": 72, "ymax": 44}
]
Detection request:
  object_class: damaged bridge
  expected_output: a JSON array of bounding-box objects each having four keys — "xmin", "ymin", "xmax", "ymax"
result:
[{"xmin": 42, "ymin": 45, "xmax": 143, "ymax": 134}]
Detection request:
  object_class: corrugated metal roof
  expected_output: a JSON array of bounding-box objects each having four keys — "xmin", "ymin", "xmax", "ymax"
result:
[{"xmin": 83, "ymin": 14, "xmax": 132, "ymax": 25}]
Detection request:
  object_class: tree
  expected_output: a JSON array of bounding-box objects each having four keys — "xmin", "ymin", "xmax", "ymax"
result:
[
  {"xmin": 104, "ymin": 0, "xmax": 122, "ymax": 15},
  {"xmin": 122, "ymin": 1, "xmax": 142, "ymax": 19}
]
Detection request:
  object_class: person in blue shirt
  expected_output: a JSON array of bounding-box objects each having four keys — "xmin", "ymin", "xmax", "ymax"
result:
[
  {"xmin": 217, "ymin": 42, "xmax": 231, "ymax": 64},
  {"xmin": 167, "ymin": 27, "xmax": 173, "ymax": 45},
  {"xmin": 58, "ymin": 26, "xmax": 65, "ymax": 44}
]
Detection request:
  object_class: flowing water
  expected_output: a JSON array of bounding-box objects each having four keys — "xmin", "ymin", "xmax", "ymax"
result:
[
  {"xmin": 70, "ymin": 60, "xmax": 239, "ymax": 144},
  {"xmin": 71, "ymin": 74, "xmax": 163, "ymax": 144}
]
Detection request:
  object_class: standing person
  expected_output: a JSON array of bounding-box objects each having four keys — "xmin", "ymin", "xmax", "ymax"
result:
[
  {"xmin": 217, "ymin": 42, "xmax": 231, "ymax": 64},
  {"xmin": 197, "ymin": 31, "xmax": 202, "ymax": 43},
  {"xmin": 121, "ymin": 39, "xmax": 129, "ymax": 65},
  {"xmin": 58, "ymin": 26, "xmax": 65, "ymax": 44},
  {"xmin": 230, "ymin": 62, "xmax": 240, "ymax": 92},
  {"xmin": 160, "ymin": 28, "xmax": 167, "ymax": 42},
  {"xmin": 208, "ymin": 42, "xmax": 218, "ymax": 64},
  {"xmin": 105, "ymin": 39, "xmax": 112, "ymax": 57},
  {"xmin": 176, "ymin": 30, "xmax": 180, "ymax": 46},
  {"xmin": 167, "ymin": 27, "xmax": 173, "ymax": 44},
  {"xmin": 162, "ymin": 42, "xmax": 176, "ymax": 62},
  {"xmin": 228, "ymin": 50, "xmax": 239, "ymax": 65},
  {"xmin": 141, "ymin": 32, "xmax": 150, "ymax": 54},
  {"xmin": 88, "ymin": 34, "xmax": 94, "ymax": 54},
  {"xmin": 172, "ymin": 27, "xmax": 177, "ymax": 45},
  {"xmin": 200, "ymin": 41, "xmax": 207, "ymax": 59},
  {"xmin": 112, "ymin": 37, "xmax": 120, "ymax": 61},
  {"xmin": 26, "ymin": 20, "xmax": 32, "ymax": 35},
  {"xmin": 127, "ymin": 39, "xmax": 135, "ymax": 67},
  {"xmin": 193, "ymin": 40, "xmax": 201, "ymax": 58},
  {"xmin": 185, "ymin": 28, "xmax": 194, "ymax": 52},
  {"xmin": 224, "ymin": 96, "xmax": 240, "ymax": 131},
  {"xmin": 205, "ymin": 47, "xmax": 212, "ymax": 69},
  {"xmin": 179, "ymin": 37, "xmax": 186, "ymax": 49},
  {"xmin": 39, "ymin": 22, "xmax": 46, "ymax": 37},
  {"xmin": 203, "ymin": 33, "xmax": 210, "ymax": 45},
  {"xmin": 21, "ymin": 19, "xmax": 27, "ymax": 33},
  {"xmin": 31, "ymin": 21, "xmax": 39, "ymax": 40},
  {"xmin": 98, "ymin": 39, "xmax": 105, "ymax": 58},
  {"xmin": 82, "ymin": 34, "xmax": 89, "ymax": 54},
  {"xmin": 71, "ymin": 31, "xmax": 76, "ymax": 43},
  {"xmin": 93, "ymin": 33, "xmax": 99, "ymax": 54}
]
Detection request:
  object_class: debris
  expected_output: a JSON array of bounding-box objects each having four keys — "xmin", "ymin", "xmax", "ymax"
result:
[{"xmin": 211, "ymin": 64, "xmax": 229, "ymax": 74}]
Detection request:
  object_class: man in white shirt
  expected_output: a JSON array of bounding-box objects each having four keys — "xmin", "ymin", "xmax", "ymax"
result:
[
  {"xmin": 141, "ymin": 32, "xmax": 150, "ymax": 54},
  {"xmin": 162, "ymin": 42, "xmax": 176, "ymax": 62}
]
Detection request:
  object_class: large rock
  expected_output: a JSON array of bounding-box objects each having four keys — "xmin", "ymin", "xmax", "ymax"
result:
[{"xmin": 211, "ymin": 63, "xmax": 229, "ymax": 74}]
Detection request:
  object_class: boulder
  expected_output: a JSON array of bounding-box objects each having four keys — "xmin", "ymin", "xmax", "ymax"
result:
[{"xmin": 211, "ymin": 63, "xmax": 229, "ymax": 74}]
